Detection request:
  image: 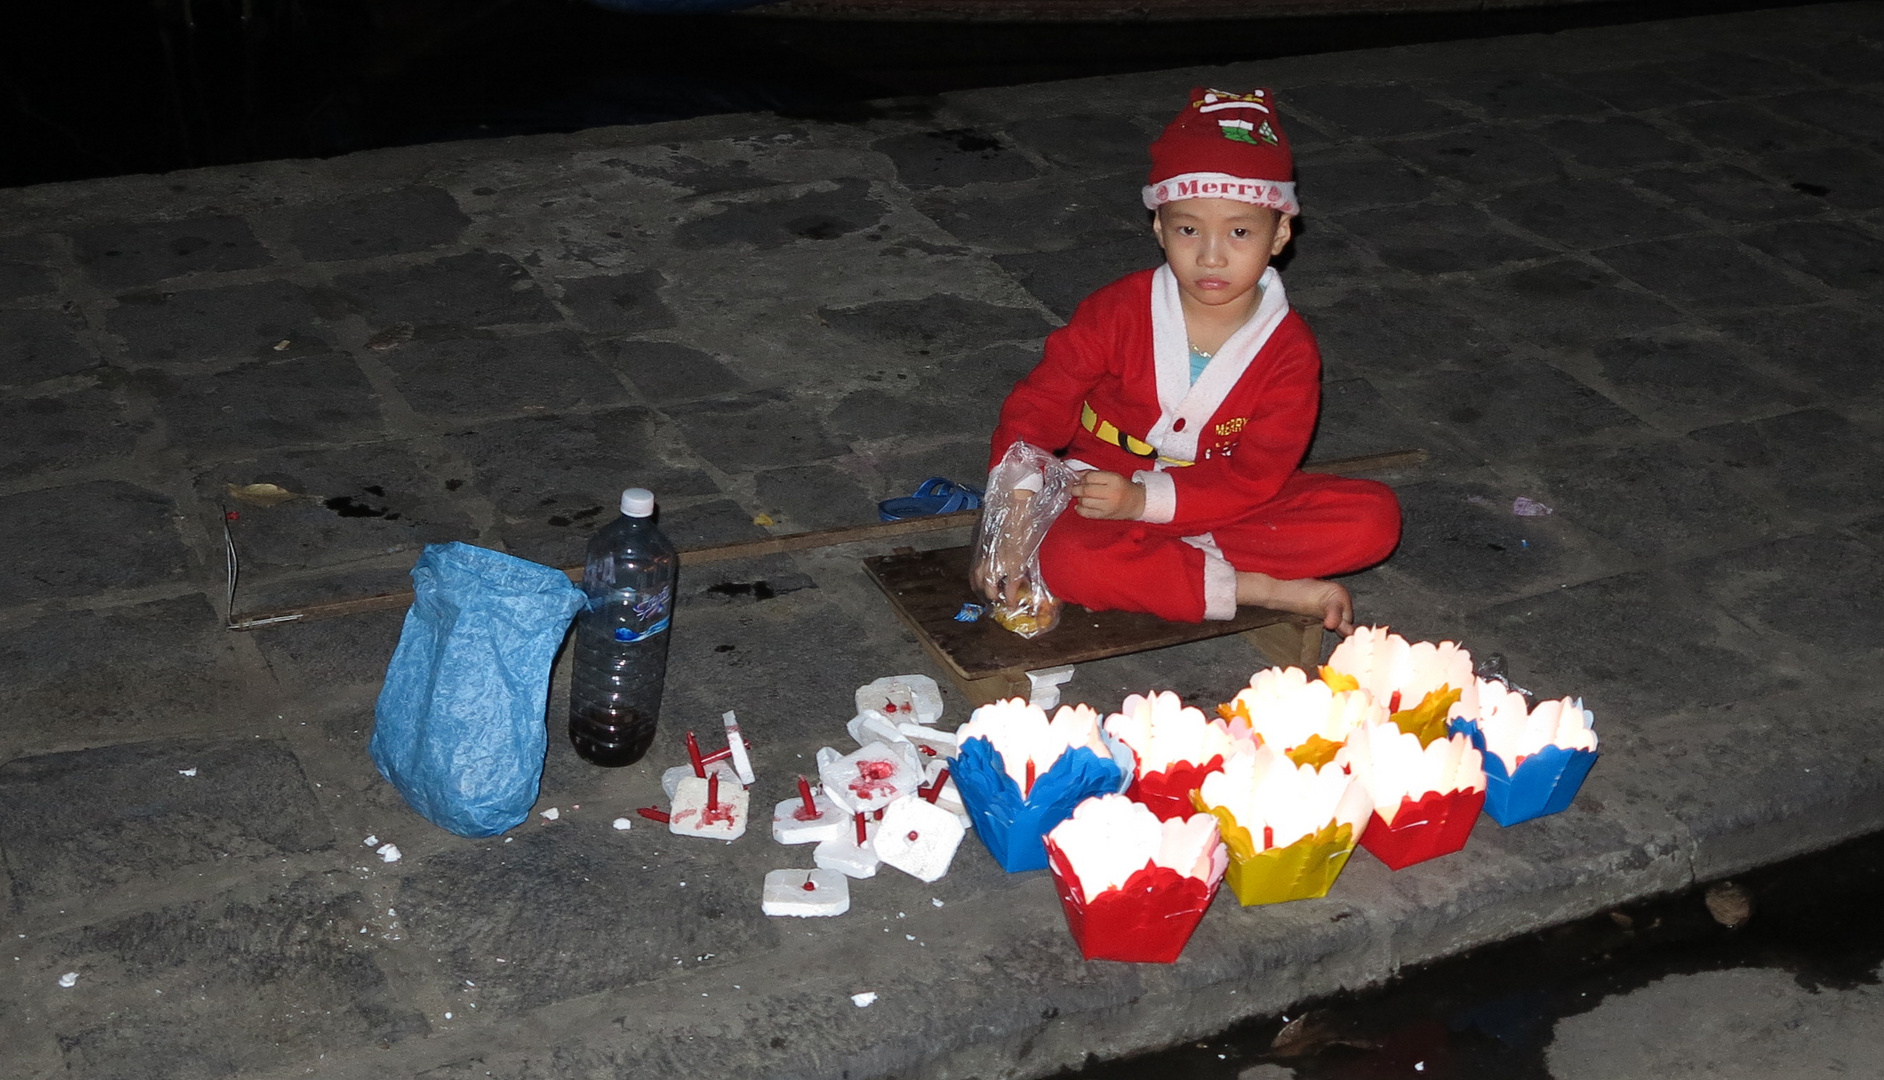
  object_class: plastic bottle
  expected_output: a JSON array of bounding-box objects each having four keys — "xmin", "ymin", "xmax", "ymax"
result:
[{"xmin": 568, "ymin": 487, "xmax": 677, "ymax": 767}]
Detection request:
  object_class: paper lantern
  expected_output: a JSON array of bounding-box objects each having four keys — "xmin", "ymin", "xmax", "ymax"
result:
[
  {"xmin": 952, "ymin": 699, "xmax": 1127, "ymax": 872},
  {"xmin": 1325, "ymin": 627, "xmax": 1481, "ymax": 744},
  {"xmin": 1103, "ymin": 690, "xmax": 1242, "ymax": 821},
  {"xmin": 1450, "ymin": 680, "xmax": 1598, "ymax": 827},
  {"xmin": 1338, "ymin": 722, "xmax": 1485, "ymax": 870},
  {"xmin": 1192, "ymin": 742, "xmax": 1373, "ymax": 905},
  {"xmin": 1218, "ymin": 666, "xmax": 1385, "ymax": 768},
  {"xmin": 1044, "ymin": 794, "xmax": 1227, "ymax": 963}
]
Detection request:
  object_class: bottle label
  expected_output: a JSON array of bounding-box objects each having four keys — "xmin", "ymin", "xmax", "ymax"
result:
[{"xmin": 611, "ymin": 585, "xmax": 672, "ymax": 643}]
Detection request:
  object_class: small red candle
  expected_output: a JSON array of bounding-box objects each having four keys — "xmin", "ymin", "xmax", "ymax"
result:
[
  {"xmin": 686, "ymin": 731, "xmax": 706, "ymax": 778},
  {"xmin": 796, "ymin": 775, "xmax": 818, "ymax": 816}
]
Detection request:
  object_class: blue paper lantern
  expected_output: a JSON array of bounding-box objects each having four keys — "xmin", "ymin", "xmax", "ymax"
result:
[
  {"xmin": 1449, "ymin": 718, "xmax": 1599, "ymax": 827},
  {"xmin": 953, "ymin": 737, "xmax": 1126, "ymax": 873}
]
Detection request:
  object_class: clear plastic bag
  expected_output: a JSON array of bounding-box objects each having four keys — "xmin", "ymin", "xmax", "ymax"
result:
[{"xmin": 972, "ymin": 441, "xmax": 1076, "ymax": 638}]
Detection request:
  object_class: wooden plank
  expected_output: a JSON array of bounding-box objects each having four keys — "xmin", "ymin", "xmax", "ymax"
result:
[
  {"xmin": 863, "ymin": 545, "xmax": 1317, "ymax": 682},
  {"xmin": 1304, "ymin": 447, "xmax": 1429, "ymax": 477},
  {"xmin": 226, "ymin": 511, "xmax": 982, "ymax": 630},
  {"xmin": 226, "ymin": 448, "xmax": 1421, "ymax": 631}
]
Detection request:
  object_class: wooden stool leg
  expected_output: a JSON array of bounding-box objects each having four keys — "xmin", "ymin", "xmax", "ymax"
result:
[
  {"xmin": 954, "ymin": 669, "xmax": 1032, "ymax": 708},
  {"xmin": 1243, "ymin": 619, "xmax": 1325, "ymax": 670}
]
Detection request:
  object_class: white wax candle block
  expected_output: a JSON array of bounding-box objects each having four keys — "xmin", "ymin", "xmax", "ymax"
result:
[
  {"xmin": 668, "ymin": 777, "xmax": 749, "ymax": 840},
  {"xmin": 662, "ymin": 761, "xmax": 740, "ymax": 801},
  {"xmin": 818, "ymin": 741, "xmax": 923, "ymax": 815},
  {"xmin": 856, "ymin": 675, "xmax": 944, "ymax": 725},
  {"xmin": 1026, "ymin": 664, "xmax": 1077, "ymax": 711},
  {"xmin": 847, "ymin": 710, "xmax": 909, "ymax": 750},
  {"xmin": 761, "ymin": 868, "xmax": 851, "ymax": 918},
  {"xmin": 772, "ymin": 793, "xmax": 847, "ymax": 845},
  {"xmin": 814, "ymin": 820, "xmax": 880, "ymax": 879},
  {"xmin": 874, "ymin": 796, "xmax": 967, "ymax": 883},
  {"xmin": 722, "ymin": 710, "xmax": 756, "ymax": 784}
]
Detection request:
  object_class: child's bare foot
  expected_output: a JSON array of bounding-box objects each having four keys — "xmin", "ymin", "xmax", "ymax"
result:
[{"xmin": 1235, "ymin": 572, "xmax": 1356, "ymax": 636}]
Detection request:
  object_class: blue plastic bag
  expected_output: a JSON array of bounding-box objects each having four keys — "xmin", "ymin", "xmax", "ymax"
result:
[{"xmin": 371, "ymin": 542, "xmax": 586, "ymax": 837}]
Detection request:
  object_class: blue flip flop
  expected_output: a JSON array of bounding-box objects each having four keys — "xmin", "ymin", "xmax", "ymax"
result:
[{"xmin": 878, "ymin": 477, "xmax": 983, "ymax": 522}]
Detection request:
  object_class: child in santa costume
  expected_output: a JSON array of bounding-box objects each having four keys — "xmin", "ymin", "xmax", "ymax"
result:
[{"xmin": 978, "ymin": 88, "xmax": 1401, "ymax": 635}]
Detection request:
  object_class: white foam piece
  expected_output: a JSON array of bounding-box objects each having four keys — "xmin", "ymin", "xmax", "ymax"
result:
[
  {"xmin": 772, "ymin": 792, "xmax": 847, "ymax": 845},
  {"xmin": 814, "ymin": 818, "xmax": 881, "ymax": 878},
  {"xmin": 922, "ymin": 758, "xmax": 972, "ymax": 828},
  {"xmin": 761, "ymin": 868, "xmax": 851, "ymax": 917},
  {"xmin": 662, "ymin": 761, "xmax": 741, "ymax": 801},
  {"xmin": 722, "ymin": 710, "xmax": 756, "ymax": 785},
  {"xmin": 874, "ymin": 796, "xmax": 967, "ymax": 883},
  {"xmin": 668, "ymin": 776, "xmax": 749, "ymax": 840},
  {"xmin": 899, "ymin": 723, "xmax": 958, "ymax": 760},
  {"xmin": 856, "ymin": 675, "xmax": 944, "ymax": 725},
  {"xmin": 847, "ymin": 710, "xmax": 908, "ymax": 750},
  {"xmin": 1027, "ymin": 665, "xmax": 1077, "ymax": 711},
  {"xmin": 818, "ymin": 741, "xmax": 923, "ymax": 815}
]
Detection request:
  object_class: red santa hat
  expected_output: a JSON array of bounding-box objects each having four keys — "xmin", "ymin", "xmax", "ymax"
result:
[{"xmin": 1143, "ymin": 87, "xmax": 1298, "ymax": 216}]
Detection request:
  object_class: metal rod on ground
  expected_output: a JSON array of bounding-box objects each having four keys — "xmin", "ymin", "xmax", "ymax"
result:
[{"xmin": 224, "ymin": 447, "xmax": 1427, "ymax": 632}]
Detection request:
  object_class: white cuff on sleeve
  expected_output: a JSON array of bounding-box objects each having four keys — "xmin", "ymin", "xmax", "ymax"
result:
[
  {"xmin": 1181, "ymin": 532, "xmax": 1239, "ymax": 621},
  {"xmin": 1133, "ymin": 469, "xmax": 1176, "ymax": 524}
]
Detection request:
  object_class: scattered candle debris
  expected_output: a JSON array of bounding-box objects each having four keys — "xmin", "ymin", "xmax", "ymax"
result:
[
  {"xmin": 376, "ymin": 843, "xmax": 402, "ymax": 864},
  {"xmin": 58, "ymin": 972, "xmax": 78, "ymax": 988},
  {"xmin": 541, "ymin": 807, "xmax": 560, "ymax": 821},
  {"xmin": 851, "ymin": 991, "xmax": 877, "ymax": 1008},
  {"xmin": 177, "ymin": 768, "xmax": 197, "ymax": 777},
  {"xmin": 613, "ymin": 818, "xmax": 633, "ymax": 831},
  {"xmin": 363, "ymin": 835, "xmax": 378, "ymax": 847}
]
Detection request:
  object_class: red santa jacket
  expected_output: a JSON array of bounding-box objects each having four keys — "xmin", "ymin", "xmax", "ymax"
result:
[{"xmin": 989, "ymin": 264, "xmax": 1319, "ymax": 534}]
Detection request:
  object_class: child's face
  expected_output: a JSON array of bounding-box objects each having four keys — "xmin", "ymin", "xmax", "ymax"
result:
[{"xmin": 1151, "ymin": 199, "xmax": 1293, "ymax": 315}]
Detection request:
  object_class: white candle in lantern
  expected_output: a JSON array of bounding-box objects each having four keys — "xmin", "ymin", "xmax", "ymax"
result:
[
  {"xmin": 1221, "ymin": 666, "xmax": 1385, "ymax": 757},
  {"xmin": 1326, "ymin": 627, "xmax": 1481, "ymax": 722},
  {"xmin": 1103, "ymin": 690, "xmax": 1238, "ymax": 775},
  {"xmin": 1473, "ymin": 679, "xmax": 1597, "ymax": 768},
  {"xmin": 1194, "ymin": 742, "xmax": 1373, "ymax": 851},
  {"xmin": 956, "ymin": 699, "xmax": 1110, "ymax": 792},
  {"xmin": 1046, "ymin": 794, "xmax": 1225, "ymax": 903},
  {"xmin": 1336, "ymin": 722, "xmax": 1484, "ymax": 826}
]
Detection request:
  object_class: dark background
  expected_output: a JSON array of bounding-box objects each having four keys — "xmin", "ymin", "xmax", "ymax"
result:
[{"xmin": 3, "ymin": 0, "xmax": 1808, "ymax": 189}]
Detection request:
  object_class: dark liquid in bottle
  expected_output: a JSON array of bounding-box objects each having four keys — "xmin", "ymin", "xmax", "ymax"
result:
[{"xmin": 568, "ymin": 705, "xmax": 657, "ymax": 767}]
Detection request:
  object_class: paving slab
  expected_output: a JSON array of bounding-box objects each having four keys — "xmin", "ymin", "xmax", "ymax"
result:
[{"xmin": 5, "ymin": 4, "xmax": 1884, "ymax": 1079}]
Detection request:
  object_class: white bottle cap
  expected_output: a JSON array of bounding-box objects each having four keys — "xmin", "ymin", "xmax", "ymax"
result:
[{"xmin": 621, "ymin": 488, "xmax": 655, "ymax": 517}]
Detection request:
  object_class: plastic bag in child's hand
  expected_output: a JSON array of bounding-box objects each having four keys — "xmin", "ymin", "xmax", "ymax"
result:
[
  {"xmin": 972, "ymin": 442, "xmax": 1076, "ymax": 639},
  {"xmin": 370, "ymin": 542, "xmax": 586, "ymax": 837}
]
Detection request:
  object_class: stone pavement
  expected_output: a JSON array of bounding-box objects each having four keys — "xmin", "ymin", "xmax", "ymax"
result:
[{"xmin": 2, "ymin": 3, "xmax": 1883, "ymax": 1077}]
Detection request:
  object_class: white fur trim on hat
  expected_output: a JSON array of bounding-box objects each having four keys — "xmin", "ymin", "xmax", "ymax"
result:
[{"xmin": 1142, "ymin": 172, "xmax": 1299, "ymax": 216}]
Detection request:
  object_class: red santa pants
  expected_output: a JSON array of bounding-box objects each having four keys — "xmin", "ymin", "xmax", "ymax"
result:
[{"xmin": 1035, "ymin": 472, "xmax": 1401, "ymax": 623}]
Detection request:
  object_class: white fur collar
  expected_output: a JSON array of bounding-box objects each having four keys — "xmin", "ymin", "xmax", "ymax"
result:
[{"xmin": 1145, "ymin": 264, "xmax": 1290, "ymax": 464}]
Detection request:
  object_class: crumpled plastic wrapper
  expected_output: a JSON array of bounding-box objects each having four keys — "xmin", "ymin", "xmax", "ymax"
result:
[{"xmin": 972, "ymin": 441, "xmax": 1075, "ymax": 638}]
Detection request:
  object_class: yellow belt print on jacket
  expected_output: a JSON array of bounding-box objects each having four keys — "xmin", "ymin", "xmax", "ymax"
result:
[{"xmin": 1080, "ymin": 401, "xmax": 1195, "ymax": 467}]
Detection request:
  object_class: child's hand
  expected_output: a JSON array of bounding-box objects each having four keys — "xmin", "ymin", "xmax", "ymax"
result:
[{"xmin": 1072, "ymin": 471, "xmax": 1146, "ymax": 520}]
